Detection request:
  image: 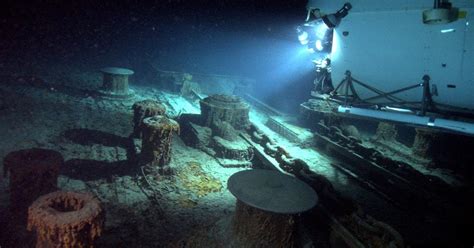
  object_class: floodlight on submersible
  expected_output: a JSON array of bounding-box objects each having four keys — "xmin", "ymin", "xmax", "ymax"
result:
[
  {"xmin": 322, "ymin": 2, "xmax": 352, "ymax": 28},
  {"xmin": 297, "ymin": 22, "xmax": 331, "ymax": 52},
  {"xmin": 297, "ymin": 3, "xmax": 352, "ymax": 53}
]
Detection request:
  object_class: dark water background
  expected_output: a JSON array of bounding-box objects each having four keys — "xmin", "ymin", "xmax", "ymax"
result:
[{"xmin": 1, "ymin": 0, "xmax": 316, "ymax": 113}]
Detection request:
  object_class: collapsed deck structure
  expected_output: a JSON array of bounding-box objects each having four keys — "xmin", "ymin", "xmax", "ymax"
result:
[{"xmin": 0, "ymin": 66, "xmax": 472, "ymax": 247}]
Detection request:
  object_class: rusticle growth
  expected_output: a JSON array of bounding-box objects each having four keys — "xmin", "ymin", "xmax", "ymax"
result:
[
  {"xmin": 131, "ymin": 99, "xmax": 166, "ymax": 138},
  {"xmin": 98, "ymin": 67, "xmax": 135, "ymax": 99},
  {"xmin": 141, "ymin": 115, "xmax": 180, "ymax": 169},
  {"xmin": 412, "ymin": 128, "xmax": 439, "ymax": 158},
  {"xmin": 199, "ymin": 94, "xmax": 250, "ymax": 130},
  {"xmin": 227, "ymin": 170, "xmax": 317, "ymax": 248},
  {"xmin": 211, "ymin": 120, "xmax": 238, "ymax": 141},
  {"xmin": 100, "ymin": 67, "xmax": 134, "ymax": 95},
  {"xmin": 3, "ymin": 148, "xmax": 63, "ymax": 220},
  {"xmin": 374, "ymin": 122, "xmax": 398, "ymax": 141},
  {"xmin": 27, "ymin": 191, "xmax": 105, "ymax": 248},
  {"xmin": 232, "ymin": 200, "xmax": 296, "ymax": 248}
]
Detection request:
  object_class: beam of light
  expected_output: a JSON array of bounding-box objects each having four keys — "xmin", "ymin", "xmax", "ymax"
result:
[
  {"xmin": 330, "ymin": 30, "xmax": 342, "ymax": 62},
  {"xmin": 440, "ymin": 28, "xmax": 455, "ymax": 33},
  {"xmin": 315, "ymin": 23, "xmax": 329, "ymax": 39},
  {"xmin": 259, "ymin": 40, "xmax": 314, "ymax": 92},
  {"xmin": 255, "ymin": 39, "xmax": 316, "ymax": 112}
]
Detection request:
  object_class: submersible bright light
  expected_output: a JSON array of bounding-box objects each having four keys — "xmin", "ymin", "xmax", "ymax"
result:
[
  {"xmin": 298, "ymin": 31, "xmax": 309, "ymax": 45},
  {"xmin": 315, "ymin": 40, "xmax": 324, "ymax": 51},
  {"xmin": 297, "ymin": 22, "xmax": 329, "ymax": 53},
  {"xmin": 296, "ymin": 3, "xmax": 351, "ymax": 55}
]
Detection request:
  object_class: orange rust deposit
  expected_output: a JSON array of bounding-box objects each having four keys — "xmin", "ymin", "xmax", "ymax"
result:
[
  {"xmin": 27, "ymin": 191, "xmax": 105, "ymax": 248},
  {"xmin": 132, "ymin": 99, "xmax": 167, "ymax": 138},
  {"xmin": 141, "ymin": 115, "xmax": 180, "ymax": 170}
]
